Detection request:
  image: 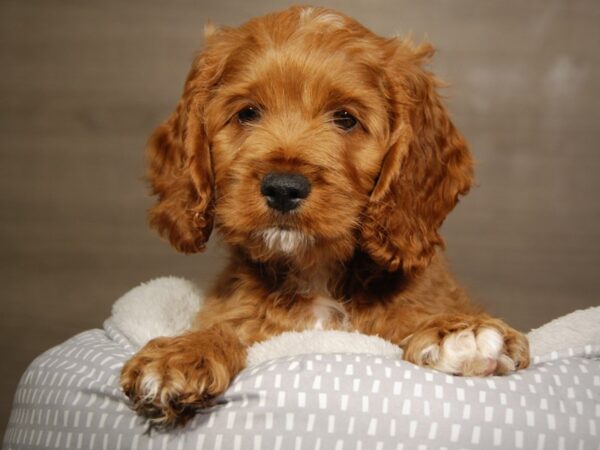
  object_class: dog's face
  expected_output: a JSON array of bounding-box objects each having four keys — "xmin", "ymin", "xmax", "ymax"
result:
[
  {"xmin": 147, "ymin": 7, "xmax": 473, "ymax": 275},
  {"xmin": 206, "ymin": 11, "xmax": 394, "ymax": 266}
]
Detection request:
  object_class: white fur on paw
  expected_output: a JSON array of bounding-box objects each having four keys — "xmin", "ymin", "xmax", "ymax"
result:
[
  {"xmin": 138, "ymin": 368, "xmax": 188, "ymax": 409},
  {"xmin": 421, "ymin": 327, "xmax": 515, "ymax": 376},
  {"xmin": 139, "ymin": 370, "xmax": 161, "ymax": 404}
]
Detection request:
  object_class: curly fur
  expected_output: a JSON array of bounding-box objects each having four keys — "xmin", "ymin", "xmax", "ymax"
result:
[{"xmin": 121, "ymin": 6, "xmax": 529, "ymax": 427}]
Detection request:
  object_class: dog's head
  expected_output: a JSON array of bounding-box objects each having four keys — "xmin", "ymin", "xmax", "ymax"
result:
[{"xmin": 147, "ymin": 6, "xmax": 473, "ymax": 275}]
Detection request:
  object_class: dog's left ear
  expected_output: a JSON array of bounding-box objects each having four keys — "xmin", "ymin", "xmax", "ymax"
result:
[{"xmin": 361, "ymin": 41, "xmax": 474, "ymax": 275}]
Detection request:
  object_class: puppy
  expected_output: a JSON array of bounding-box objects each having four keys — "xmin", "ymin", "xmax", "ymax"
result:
[{"xmin": 121, "ymin": 6, "xmax": 530, "ymax": 427}]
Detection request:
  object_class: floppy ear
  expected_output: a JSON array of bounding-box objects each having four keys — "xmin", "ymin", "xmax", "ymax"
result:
[
  {"xmin": 147, "ymin": 31, "xmax": 226, "ymax": 253},
  {"xmin": 360, "ymin": 41, "xmax": 474, "ymax": 275}
]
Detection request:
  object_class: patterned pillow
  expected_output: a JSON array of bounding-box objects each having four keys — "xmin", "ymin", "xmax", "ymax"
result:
[{"xmin": 3, "ymin": 320, "xmax": 599, "ymax": 450}]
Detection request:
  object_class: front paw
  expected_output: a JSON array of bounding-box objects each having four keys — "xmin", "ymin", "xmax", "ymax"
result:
[
  {"xmin": 401, "ymin": 314, "xmax": 529, "ymax": 376},
  {"xmin": 120, "ymin": 329, "xmax": 242, "ymax": 428}
]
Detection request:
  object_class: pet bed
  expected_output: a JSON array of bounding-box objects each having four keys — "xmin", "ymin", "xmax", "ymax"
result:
[{"xmin": 3, "ymin": 277, "xmax": 599, "ymax": 450}]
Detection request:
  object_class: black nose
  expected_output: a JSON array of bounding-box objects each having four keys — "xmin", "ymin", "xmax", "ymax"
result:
[{"xmin": 260, "ymin": 172, "xmax": 311, "ymax": 213}]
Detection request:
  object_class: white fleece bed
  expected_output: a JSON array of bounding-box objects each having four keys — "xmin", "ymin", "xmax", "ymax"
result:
[{"xmin": 3, "ymin": 277, "xmax": 600, "ymax": 450}]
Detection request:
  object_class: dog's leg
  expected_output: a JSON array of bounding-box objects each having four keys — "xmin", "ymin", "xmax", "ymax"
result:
[
  {"xmin": 120, "ymin": 324, "xmax": 246, "ymax": 428},
  {"xmin": 400, "ymin": 313, "xmax": 529, "ymax": 376}
]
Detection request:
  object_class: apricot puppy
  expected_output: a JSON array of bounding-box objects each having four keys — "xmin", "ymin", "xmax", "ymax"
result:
[{"xmin": 121, "ymin": 6, "xmax": 529, "ymax": 427}]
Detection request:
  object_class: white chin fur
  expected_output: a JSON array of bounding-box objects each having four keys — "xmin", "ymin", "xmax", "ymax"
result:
[{"xmin": 261, "ymin": 228, "xmax": 313, "ymax": 254}]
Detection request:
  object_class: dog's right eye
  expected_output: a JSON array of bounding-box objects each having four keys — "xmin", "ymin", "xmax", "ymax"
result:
[{"xmin": 237, "ymin": 106, "xmax": 261, "ymax": 124}]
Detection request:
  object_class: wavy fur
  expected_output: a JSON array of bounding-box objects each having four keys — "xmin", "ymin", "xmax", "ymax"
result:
[{"xmin": 122, "ymin": 6, "xmax": 528, "ymax": 428}]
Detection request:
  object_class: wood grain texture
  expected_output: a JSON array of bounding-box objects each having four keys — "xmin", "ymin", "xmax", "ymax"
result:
[{"xmin": 1, "ymin": 0, "xmax": 599, "ymax": 436}]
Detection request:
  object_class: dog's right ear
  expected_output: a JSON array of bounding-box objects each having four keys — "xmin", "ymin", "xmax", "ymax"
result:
[{"xmin": 147, "ymin": 27, "xmax": 228, "ymax": 253}]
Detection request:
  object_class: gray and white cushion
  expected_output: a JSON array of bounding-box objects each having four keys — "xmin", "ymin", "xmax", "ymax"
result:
[
  {"xmin": 3, "ymin": 321, "xmax": 600, "ymax": 450},
  {"xmin": 3, "ymin": 278, "xmax": 600, "ymax": 450}
]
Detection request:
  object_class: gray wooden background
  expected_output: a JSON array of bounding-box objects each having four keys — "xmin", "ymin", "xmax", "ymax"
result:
[{"xmin": 1, "ymin": 0, "xmax": 599, "ymax": 437}]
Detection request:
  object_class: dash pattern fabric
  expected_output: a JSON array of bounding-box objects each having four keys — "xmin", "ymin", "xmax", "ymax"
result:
[{"xmin": 3, "ymin": 324, "xmax": 600, "ymax": 450}]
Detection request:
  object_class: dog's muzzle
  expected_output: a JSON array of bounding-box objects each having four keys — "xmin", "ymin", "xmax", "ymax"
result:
[{"xmin": 260, "ymin": 172, "xmax": 311, "ymax": 213}]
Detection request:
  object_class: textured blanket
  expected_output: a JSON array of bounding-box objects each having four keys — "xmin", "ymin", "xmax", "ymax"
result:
[{"xmin": 3, "ymin": 277, "xmax": 600, "ymax": 450}]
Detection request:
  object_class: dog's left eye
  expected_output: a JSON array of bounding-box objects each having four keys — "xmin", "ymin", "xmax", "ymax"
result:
[
  {"xmin": 237, "ymin": 106, "xmax": 261, "ymax": 124},
  {"xmin": 333, "ymin": 110, "xmax": 358, "ymax": 131}
]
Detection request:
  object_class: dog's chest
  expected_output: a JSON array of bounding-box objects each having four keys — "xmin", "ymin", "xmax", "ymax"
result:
[
  {"xmin": 311, "ymin": 296, "xmax": 349, "ymax": 330},
  {"xmin": 293, "ymin": 265, "xmax": 349, "ymax": 330}
]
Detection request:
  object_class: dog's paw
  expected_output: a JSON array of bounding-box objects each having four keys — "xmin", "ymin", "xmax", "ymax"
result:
[
  {"xmin": 120, "ymin": 330, "xmax": 241, "ymax": 428},
  {"xmin": 401, "ymin": 314, "xmax": 529, "ymax": 376}
]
